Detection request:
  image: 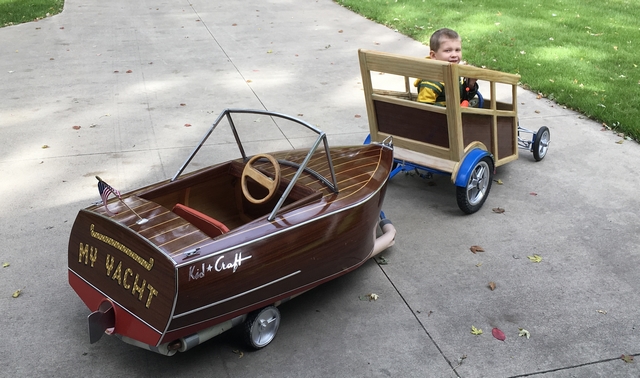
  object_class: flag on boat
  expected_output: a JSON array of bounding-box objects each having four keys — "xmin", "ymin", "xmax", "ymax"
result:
[{"xmin": 96, "ymin": 176, "xmax": 121, "ymax": 215}]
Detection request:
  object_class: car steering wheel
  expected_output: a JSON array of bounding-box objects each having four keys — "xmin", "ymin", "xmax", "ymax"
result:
[{"xmin": 241, "ymin": 154, "xmax": 281, "ymax": 204}]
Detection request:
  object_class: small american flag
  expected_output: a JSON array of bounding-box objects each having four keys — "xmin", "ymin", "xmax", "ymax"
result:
[{"xmin": 96, "ymin": 176, "xmax": 121, "ymax": 215}]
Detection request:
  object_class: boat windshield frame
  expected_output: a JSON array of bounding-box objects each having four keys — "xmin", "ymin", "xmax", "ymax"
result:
[{"xmin": 171, "ymin": 109, "xmax": 339, "ymax": 221}]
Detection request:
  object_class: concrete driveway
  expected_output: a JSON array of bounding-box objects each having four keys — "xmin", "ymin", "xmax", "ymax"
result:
[{"xmin": 1, "ymin": 1, "xmax": 639, "ymax": 377}]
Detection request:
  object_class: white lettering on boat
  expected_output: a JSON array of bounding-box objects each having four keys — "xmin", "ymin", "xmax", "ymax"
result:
[
  {"xmin": 214, "ymin": 252, "xmax": 252, "ymax": 273},
  {"xmin": 188, "ymin": 263, "xmax": 206, "ymax": 281}
]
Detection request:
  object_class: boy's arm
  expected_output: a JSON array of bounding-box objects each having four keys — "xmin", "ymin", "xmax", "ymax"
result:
[{"xmin": 415, "ymin": 80, "xmax": 444, "ymax": 104}]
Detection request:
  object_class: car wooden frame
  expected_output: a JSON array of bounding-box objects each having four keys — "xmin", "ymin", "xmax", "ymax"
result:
[{"xmin": 358, "ymin": 49, "xmax": 550, "ymax": 214}]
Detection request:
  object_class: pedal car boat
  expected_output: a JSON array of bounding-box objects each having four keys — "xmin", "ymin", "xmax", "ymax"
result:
[{"xmin": 68, "ymin": 109, "xmax": 396, "ymax": 355}]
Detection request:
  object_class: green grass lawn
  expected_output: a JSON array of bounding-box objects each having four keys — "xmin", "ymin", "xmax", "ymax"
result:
[
  {"xmin": 0, "ymin": 0, "xmax": 63, "ymax": 27},
  {"xmin": 336, "ymin": 0, "xmax": 640, "ymax": 141}
]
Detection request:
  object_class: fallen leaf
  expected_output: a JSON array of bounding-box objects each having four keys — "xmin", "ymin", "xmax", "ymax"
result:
[
  {"xmin": 471, "ymin": 325, "xmax": 483, "ymax": 335},
  {"xmin": 597, "ymin": 309, "xmax": 607, "ymax": 315},
  {"xmin": 184, "ymin": 123, "xmax": 192, "ymax": 127},
  {"xmin": 126, "ymin": 70, "xmax": 132, "ymax": 73},
  {"xmin": 475, "ymin": 262, "xmax": 482, "ymax": 267},
  {"xmin": 376, "ymin": 256, "xmax": 388, "ymax": 265},
  {"xmin": 113, "ymin": 70, "xmax": 119, "ymax": 73},
  {"xmin": 488, "ymin": 281, "xmax": 496, "ymax": 291},
  {"xmin": 527, "ymin": 254, "xmax": 543, "ymax": 263},
  {"xmin": 616, "ymin": 140, "xmax": 624, "ymax": 144},
  {"xmin": 470, "ymin": 245, "xmax": 485, "ymax": 253},
  {"xmin": 42, "ymin": 145, "xmax": 49, "ymax": 149},
  {"xmin": 232, "ymin": 349, "xmax": 244, "ymax": 358},
  {"xmin": 621, "ymin": 354, "xmax": 634, "ymax": 363},
  {"xmin": 12, "ymin": 289, "xmax": 21, "ymax": 298},
  {"xmin": 2, "ymin": 262, "xmax": 9, "ymax": 268},
  {"xmin": 267, "ymin": 50, "xmax": 273, "ymax": 53},
  {"xmin": 354, "ymin": 114, "xmax": 361, "ymax": 118},
  {"xmin": 519, "ymin": 328, "xmax": 530, "ymax": 339},
  {"xmin": 492, "ymin": 207, "xmax": 505, "ymax": 214},
  {"xmin": 180, "ymin": 103, "xmax": 186, "ymax": 106},
  {"xmin": 492, "ymin": 327, "xmax": 506, "ymax": 341},
  {"xmin": 72, "ymin": 125, "xmax": 81, "ymax": 130},
  {"xmin": 530, "ymin": 192, "xmax": 538, "ymax": 196},
  {"xmin": 359, "ymin": 293, "xmax": 379, "ymax": 301},
  {"xmin": 494, "ymin": 179, "xmax": 503, "ymax": 185}
]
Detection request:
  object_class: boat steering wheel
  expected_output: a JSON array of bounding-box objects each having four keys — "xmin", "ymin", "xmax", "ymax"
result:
[{"xmin": 241, "ymin": 154, "xmax": 281, "ymax": 204}]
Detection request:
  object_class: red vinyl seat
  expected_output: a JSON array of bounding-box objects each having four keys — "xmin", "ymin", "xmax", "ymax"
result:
[{"xmin": 172, "ymin": 203, "xmax": 230, "ymax": 238}]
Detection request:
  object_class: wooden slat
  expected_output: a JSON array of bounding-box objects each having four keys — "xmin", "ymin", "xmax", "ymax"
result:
[
  {"xmin": 359, "ymin": 49, "xmax": 447, "ymax": 81},
  {"xmin": 393, "ymin": 146, "xmax": 456, "ymax": 173}
]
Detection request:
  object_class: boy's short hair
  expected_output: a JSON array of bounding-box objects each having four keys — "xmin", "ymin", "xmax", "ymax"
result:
[{"xmin": 429, "ymin": 28, "xmax": 460, "ymax": 52}]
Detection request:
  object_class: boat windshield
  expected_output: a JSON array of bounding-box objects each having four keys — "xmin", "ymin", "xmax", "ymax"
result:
[{"xmin": 171, "ymin": 109, "xmax": 339, "ymax": 221}]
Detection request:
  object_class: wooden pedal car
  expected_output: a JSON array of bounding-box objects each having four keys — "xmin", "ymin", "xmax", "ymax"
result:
[
  {"xmin": 359, "ymin": 49, "xmax": 550, "ymax": 213},
  {"xmin": 68, "ymin": 109, "xmax": 396, "ymax": 355}
]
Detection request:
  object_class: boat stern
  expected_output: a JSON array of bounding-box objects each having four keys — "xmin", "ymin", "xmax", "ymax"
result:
[{"xmin": 68, "ymin": 209, "xmax": 176, "ymax": 349}]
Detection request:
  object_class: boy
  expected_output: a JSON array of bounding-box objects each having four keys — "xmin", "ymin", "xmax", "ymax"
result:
[{"xmin": 414, "ymin": 28, "xmax": 478, "ymax": 106}]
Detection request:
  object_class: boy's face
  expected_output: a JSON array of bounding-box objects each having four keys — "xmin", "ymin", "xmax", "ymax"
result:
[{"xmin": 430, "ymin": 37, "xmax": 462, "ymax": 63}]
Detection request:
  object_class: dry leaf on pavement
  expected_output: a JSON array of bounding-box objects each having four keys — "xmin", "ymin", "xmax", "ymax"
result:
[
  {"xmin": 621, "ymin": 354, "xmax": 634, "ymax": 363},
  {"xmin": 527, "ymin": 254, "xmax": 543, "ymax": 263},
  {"xmin": 470, "ymin": 245, "xmax": 485, "ymax": 253},
  {"xmin": 492, "ymin": 327, "xmax": 506, "ymax": 341}
]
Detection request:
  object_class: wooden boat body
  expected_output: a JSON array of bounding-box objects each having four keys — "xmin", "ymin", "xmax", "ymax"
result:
[{"xmin": 68, "ymin": 110, "xmax": 394, "ymax": 354}]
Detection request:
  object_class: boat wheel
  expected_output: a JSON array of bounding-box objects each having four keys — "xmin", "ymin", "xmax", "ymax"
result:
[
  {"xmin": 241, "ymin": 154, "xmax": 281, "ymax": 204},
  {"xmin": 243, "ymin": 306, "xmax": 281, "ymax": 349}
]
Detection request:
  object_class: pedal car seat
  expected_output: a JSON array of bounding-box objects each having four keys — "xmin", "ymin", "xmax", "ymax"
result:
[{"xmin": 172, "ymin": 203, "xmax": 230, "ymax": 238}]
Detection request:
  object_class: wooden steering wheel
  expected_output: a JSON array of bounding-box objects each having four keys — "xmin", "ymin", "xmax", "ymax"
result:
[{"xmin": 241, "ymin": 154, "xmax": 281, "ymax": 204}]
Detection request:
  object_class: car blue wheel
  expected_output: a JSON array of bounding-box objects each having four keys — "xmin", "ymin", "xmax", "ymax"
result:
[{"xmin": 456, "ymin": 156, "xmax": 494, "ymax": 214}]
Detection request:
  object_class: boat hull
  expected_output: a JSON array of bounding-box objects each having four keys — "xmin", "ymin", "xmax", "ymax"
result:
[{"xmin": 68, "ymin": 143, "xmax": 393, "ymax": 350}]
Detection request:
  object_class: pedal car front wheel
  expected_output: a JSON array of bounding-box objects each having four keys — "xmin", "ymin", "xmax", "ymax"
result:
[
  {"xmin": 456, "ymin": 156, "xmax": 494, "ymax": 214},
  {"xmin": 533, "ymin": 126, "xmax": 550, "ymax": 161}
]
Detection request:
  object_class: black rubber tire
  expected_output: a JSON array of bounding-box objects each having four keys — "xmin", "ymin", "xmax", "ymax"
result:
[
  {"xmin": 533, "ymin": 126, "xmax": 550, "ymax": 161},
  {"xmin": 243, "ymin": 306, "xmax": 281, "ymax": 350},
  {"xmin": 456, "ymin": 156, "xmax": 494, "ymax": 214}
]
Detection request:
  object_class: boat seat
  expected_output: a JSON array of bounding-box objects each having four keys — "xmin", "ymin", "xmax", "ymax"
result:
[{"xmin": 172, "ymin": 203, "xmax": 230, "ymax": 238}]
